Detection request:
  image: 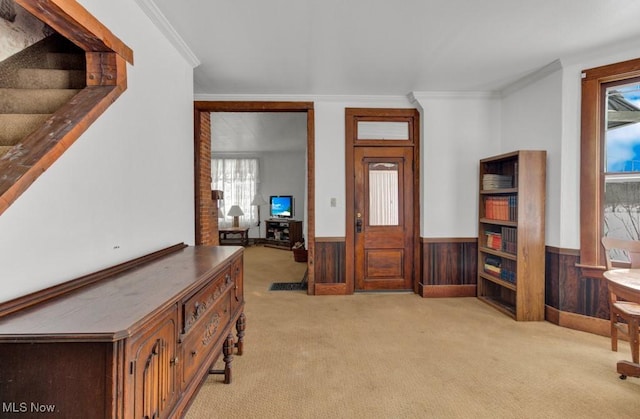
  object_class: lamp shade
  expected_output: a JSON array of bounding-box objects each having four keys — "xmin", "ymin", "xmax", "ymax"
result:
[
  {"xmin": 227, "ymin": 205, "xmax": 244, "ymax": 227},
  {"xmin": 251, "ymin": 194, "xmax": 267, "ymax": 206},
  {"xmin": 227, "ymin": 205, "xmax": 244, "ymax": 217}
]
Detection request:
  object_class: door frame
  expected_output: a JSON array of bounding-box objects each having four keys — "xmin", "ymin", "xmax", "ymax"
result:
[
  {"xmin": 345, "ymin": 108, "xmax": 421, "ymax": 294},
  {"xmin": 193, "ymin": 101, "xmax": 316, "ymax": 294}
]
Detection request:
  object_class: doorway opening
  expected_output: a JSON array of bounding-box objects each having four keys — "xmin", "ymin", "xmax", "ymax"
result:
[{"xmin": 194, "ymin": 101, "xmax": 316, "ymax": 294}]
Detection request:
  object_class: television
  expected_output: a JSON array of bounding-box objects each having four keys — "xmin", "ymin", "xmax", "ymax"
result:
[{"xmin": 270, "ymin": 195, "xmax": 294, "ymax": 218}]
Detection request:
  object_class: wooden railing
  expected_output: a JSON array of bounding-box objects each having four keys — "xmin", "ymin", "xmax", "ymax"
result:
[{"xmin": 0, "ymin": 0, "xmax": 133, "ymax": 217}]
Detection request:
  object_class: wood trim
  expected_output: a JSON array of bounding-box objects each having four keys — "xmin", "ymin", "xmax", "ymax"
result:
[
  {"xmin": 579, "ymin": 58, "xmax": 640, "ymax": 273},
  {"xmin": 419, "ymin": 284, "xmax": 476, "ymax": 298},
  {"xmin": 306, "ymin": 108, "xmax": 316, "ymax": 294},
  {"xmin": 17, "ymin": 0, "xmax": 133, "ymax": 64},
  {"xmin": 193, "ymin": 101, "xmax": 313, "ymax": 112},
  {"xmin": 315, "ymin": 237, "xmax": 345, "ymax": 242},
  {"xmin": 0, "ymin": 243, "xmax": 187, "ymax": 318},
  {"xmin": 582, "ymin": 57, "xmax": 640, "ymax": 82},
  {"xmin": 546, "ymin": 245, "xmax": 580, "ymax": 256},
  {"xmin": 422, "ymin": 237, "xmax": 477, "ymax": 243},
  {"xmin": 314, "ymin": 283, "xmax": 348, "ymax": 295},
  {"xmin": 545, "ymin": 305, "xmax": 610, "ymax": 337}
]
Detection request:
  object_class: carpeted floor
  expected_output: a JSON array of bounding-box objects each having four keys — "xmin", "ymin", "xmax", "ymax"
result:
[{"xmin": 185, "ymin": 245, "xmax": 640, "ymax": 418}]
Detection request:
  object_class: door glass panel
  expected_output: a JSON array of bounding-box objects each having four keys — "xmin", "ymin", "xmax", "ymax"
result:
[
  {"xmin": 369, "ymin": 162, "xmax": 399, "ymax": 226},
  {"xmin": 358, "ymin": 121, "xmax": 409, "ymax": 140},
  {"xmin": 604, "ymin": 81, "xmax": 640, "ymax": 247}
]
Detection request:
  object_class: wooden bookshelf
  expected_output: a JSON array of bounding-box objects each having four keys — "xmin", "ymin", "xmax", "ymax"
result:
[{"xmin": 477, "ymin": 150, "xmax": 546, "ymax": 321}]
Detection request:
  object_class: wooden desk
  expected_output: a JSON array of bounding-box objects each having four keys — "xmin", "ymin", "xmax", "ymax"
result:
[
  {"xmin": 603, "ymin": 268, "xmax": 640, "ymax": 378},
  {"xmin": 219, "ymin": 227, "xmax": 250, "ymax": 246}
]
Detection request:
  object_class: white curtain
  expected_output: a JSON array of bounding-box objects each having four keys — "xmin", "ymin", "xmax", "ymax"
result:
[
  {"xmin": 211, "ymin": 158, "xmax": 259, "ymax": 228},
  {"xmin": 369, "ymin": 169, "xmax": 399, "ymax": 226}
]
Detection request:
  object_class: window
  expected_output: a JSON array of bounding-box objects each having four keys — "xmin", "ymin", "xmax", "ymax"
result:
[
  {"xmin": 604, "ymin": 81, "xmax": 640, "ymax": 241},
  {"xmin": 211, "ymin": 158, "xmax": 259, "ymax": 227},
  {"xmin": 580, "ymin": 58, "xmax": 640, "ymax": 271}
]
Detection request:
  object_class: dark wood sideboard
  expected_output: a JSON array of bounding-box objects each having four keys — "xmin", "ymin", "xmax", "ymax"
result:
[{"xmin": 0, "ymin": 244, "xmax": 245, "ymax": 418}]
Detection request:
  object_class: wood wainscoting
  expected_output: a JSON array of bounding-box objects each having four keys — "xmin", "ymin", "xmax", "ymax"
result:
[
  {"xmin": 313, "ymin": 237, "xmax": 478, "ymax": 297},
  {"xmin": 545, "ymin": 245, "xmax": 610, "ymax": 336},
  {"xmin": 313, "ymin": 238, "xmax": 347, "ymax": 295},
  {"xmin": 419, "ymin": 238, "xmax": 477, "ymax": 298}
]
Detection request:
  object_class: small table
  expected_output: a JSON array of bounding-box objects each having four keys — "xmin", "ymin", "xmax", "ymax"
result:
[
  {"xmin": 602, "ymin": 268, "xmax": 640, "ymax": 378},
  {"xmin": 219, "ymin": 227, "xmax": 250, "ymax": 246}
]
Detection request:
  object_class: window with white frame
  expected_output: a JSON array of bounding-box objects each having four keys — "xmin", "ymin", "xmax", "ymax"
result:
[{"xmin": 211, "ymin": 158, "xmax": 259, "ymax": 227}]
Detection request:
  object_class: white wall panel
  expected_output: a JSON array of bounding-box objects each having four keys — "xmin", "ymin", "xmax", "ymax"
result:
[{"xmin": 0, "ymin": 0, "xmax": 195, "ymax": 302}]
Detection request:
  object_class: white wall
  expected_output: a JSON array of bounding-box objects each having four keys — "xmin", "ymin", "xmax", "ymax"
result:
[
  {"xmin": 314, "ymin": 97, "xmax": 415, "ymax": 237},
  {"xmin": 0, "ymin": 0, "xmax": 195, "ymax": 303},
  {"xmin": 413, "ymin": 93, "xmax": 501, "ymax": 238},
  {"xmin": 501, "ymin": 67, "xmax": 563, "ymax": 246}
]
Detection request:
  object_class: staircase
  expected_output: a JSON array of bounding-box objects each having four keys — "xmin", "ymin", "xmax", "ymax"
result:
[{"xmin": 0, "ymin": 34, "xmax": 85, "ymax": 158}]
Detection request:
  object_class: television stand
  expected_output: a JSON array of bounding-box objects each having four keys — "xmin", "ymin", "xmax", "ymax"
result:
[{"xmin": 264, "ymin": 219, "xmax": 302, "ymax": 250}]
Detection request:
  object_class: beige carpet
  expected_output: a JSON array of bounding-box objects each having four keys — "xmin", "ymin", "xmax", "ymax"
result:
[{"xmin": 185, "ymin": 245, "xmax": 640, "ymax": 418}]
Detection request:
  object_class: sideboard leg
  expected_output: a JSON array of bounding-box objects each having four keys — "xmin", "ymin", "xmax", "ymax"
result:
[
  {"xmin": 235, "ymin": 312, "xmax": 246, "ymax": 355},
  {"xmin": 222, "ymin": 333, "xmax": 234, "ymax": 384},
  {"xmin": 209, "ymin": 333, "xmax": 235, "ymax": 384}
]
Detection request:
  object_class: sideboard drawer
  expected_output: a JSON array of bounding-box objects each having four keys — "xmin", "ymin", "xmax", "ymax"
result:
[
  {"xmin": 181, "ymin": 290, "xmax": 231, "ymax": 385},
  {"xmin": 182, "ymin": 267, "xmax": 232, "ymax": 334},
  {"xmin": 230, "ymin": 254, "xmax": 244, "ymax": 313}
]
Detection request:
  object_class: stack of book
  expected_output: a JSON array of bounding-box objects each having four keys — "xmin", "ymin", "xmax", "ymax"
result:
[
  {"xmin": 484, "ymin": 255, "xmax": 502, "ymax": 277},
  {"xmin": 484, "ymin": 256, "xmax": 517, "ymax": 284},
  {"xmin": 486, "ymin": 231, "xmax": 502, "ymax": 250},
  {"xmin": 482, "ymin": 174, "xmax": 512, "ymax": 190},
  {"xmin": 484, "ymin": 227, "xmax": 517, "ymax": 253}
]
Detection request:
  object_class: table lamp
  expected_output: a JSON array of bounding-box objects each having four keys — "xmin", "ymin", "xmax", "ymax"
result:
[{"xmin": 227, "ymin": 205, "xmax": 244, "ymax": 227}]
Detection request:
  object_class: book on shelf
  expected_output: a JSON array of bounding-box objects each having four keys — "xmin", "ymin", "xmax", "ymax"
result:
[
  {"xmin": 482, "ymin": 174, "xmax": 512, "ymax": 190},
  {"xmin": 501, "ymin": 226, "xmax": 517, "ymax": 254},
  {"xmin": 484, "ymin": 255, "xmax": 502, "ymax": 277},
  {"xmin": 485, "ymin": 231, "xmax": 502, "ymax": 250},
  {"xmin": 484, "ymin": 228, "xmax": 517, "ymax": 254},
  {"xmin": 500, "ymin": 259, "xmax": 517, "ymax": 284},
  {"xmin": 483, "ymin": 255, "xmax": 516, "ymax": 284},
  {"xmin": 484, "ymin": 196, "xmax": 517, "ymax": 221}
]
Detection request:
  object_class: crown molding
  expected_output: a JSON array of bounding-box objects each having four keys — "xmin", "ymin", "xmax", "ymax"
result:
[
  {"xmin": 135, "ymin": 0, "xmax": 200, "ymax": 68},
  {"xmin": 194, "ymin": 93, "xmax": 415, "ymax": 105},
  {"xmin": 409, "ymin": 91, "xmax": 500, "ymax": 101},
  {"xmin": 499, "ymin": 59, "xmax": 563, "ymax": 97}
]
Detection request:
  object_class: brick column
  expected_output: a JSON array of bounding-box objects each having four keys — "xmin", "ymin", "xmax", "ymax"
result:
[{"xmin": 195, "ymin": 111, "xmax": 218, "ymax": 245}]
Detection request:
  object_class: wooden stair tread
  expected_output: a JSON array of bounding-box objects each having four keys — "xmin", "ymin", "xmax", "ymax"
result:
[
  {"xmin": 0, "ymin": 88, "xmax": 80, "ymax": 113},
  {"xmin": 0, "ymin": 114, "xmax": 51, "ymax": 145}
]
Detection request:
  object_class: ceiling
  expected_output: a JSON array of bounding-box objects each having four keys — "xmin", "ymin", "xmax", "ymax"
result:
[
  {"xmin": 211, "ymin": 112, "xmax": 307, "ymax": 153},
  {"xmin": 151, "ymin": 0, "xmax": 640, "ymax": 96},
  {"xmin": 149, "ymin": 0, "xmax": 640, "ymax": 152}
]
